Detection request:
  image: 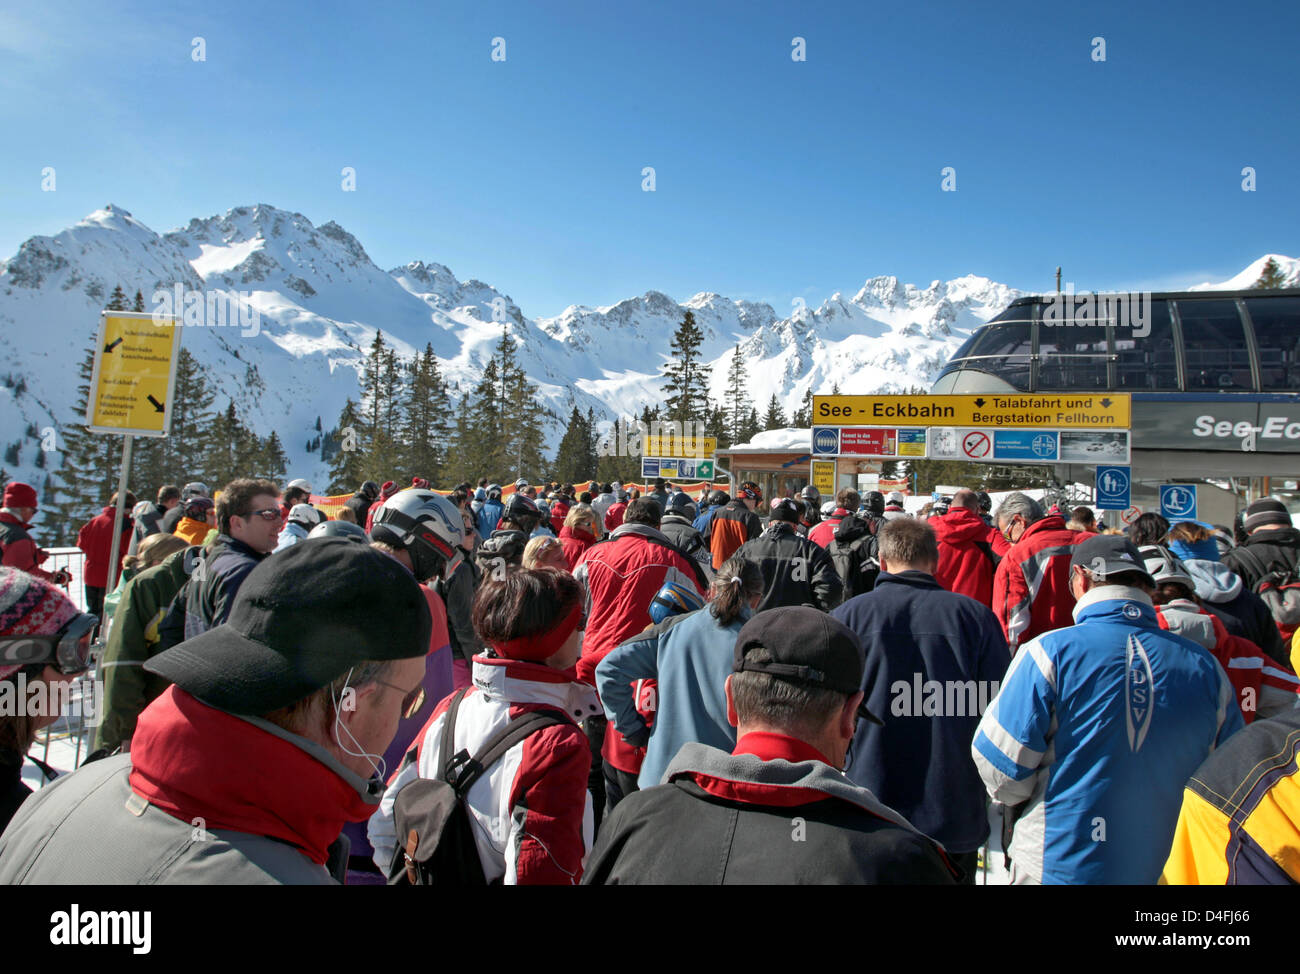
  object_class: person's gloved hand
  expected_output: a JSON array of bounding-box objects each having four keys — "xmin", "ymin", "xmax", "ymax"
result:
[{"xmin": 50, "ymin": 568, "xmax": 72, "ymax": 586}]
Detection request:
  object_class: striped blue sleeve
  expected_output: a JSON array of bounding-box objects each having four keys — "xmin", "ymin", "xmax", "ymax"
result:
[{"xmin": 972, "ymin": 637, "xmax": 1058, "ymax": 805}]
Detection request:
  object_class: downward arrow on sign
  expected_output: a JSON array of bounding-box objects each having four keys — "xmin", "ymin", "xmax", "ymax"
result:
[{"xmin": 147, "ymin": 395, "xmax": 165, "ymax": 413}]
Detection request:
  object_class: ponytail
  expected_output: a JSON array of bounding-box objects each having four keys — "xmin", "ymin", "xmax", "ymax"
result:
[{"xmin": 710, "ymin": 556, "xmax": 763, "ymax": 625}]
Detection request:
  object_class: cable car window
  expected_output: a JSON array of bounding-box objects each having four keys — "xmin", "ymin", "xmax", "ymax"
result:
[
  {"xmin": 1114, "ymin": 300, "xmax": 1177, "ymax": 390},
  {"xmin": 1177, "ymin": 300, "xmax": 1253, "ymax": 390},
  {"xmin": 1246, "ymin": 296, "xmax": 1300, "ymax": 390}
]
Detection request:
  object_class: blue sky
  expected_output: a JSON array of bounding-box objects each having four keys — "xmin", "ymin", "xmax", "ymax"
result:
[{"xmin": 1, "ymin": 0, "xmax": 1296, "ymax": 318}]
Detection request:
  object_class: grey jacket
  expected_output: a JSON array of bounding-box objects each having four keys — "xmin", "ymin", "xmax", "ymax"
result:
[{"xmin": 0, "ymin": 754, "xmax": 334, "ymax": 885}]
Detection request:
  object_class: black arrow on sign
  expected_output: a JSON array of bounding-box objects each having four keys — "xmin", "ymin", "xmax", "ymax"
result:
[
  {"xmin": 973, "ymin": 397, "xmax": 986, "ymax": 408},
  {"xmin": 104, "ymin": 337, "xmax": 123, "ymax": 353},
  {"xmin": 1099, "ymin": 397, "xmax": 1113, "ymax": 409},
  {"xmin": 147, "ymin": 395, "xmax": 164, "ymax": 413}
]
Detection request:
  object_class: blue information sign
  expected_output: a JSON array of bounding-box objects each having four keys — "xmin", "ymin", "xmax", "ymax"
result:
[
  {"xmin": 1159, "ymin": 484, "xmax": 1198, "ymax": 522},
  {"xmin": 811, "ymin": 427, "xmax": 840, "ymax": 455},
  {"xmin": 1095, "ymin": 466, "xmax": 1131, "ymax": 511},
  {"xmin": 640, "ymin": 458, "xmax": 660, "ymax": 478},
  {"xmin": 993, "ymin": 429, "xmax": 1059, "ymax": 462}
]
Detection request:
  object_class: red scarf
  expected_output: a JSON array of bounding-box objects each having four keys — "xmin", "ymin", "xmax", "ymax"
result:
[{"xmin": 129, "ymin": 686, "xmax": 379, "ymax": 864}]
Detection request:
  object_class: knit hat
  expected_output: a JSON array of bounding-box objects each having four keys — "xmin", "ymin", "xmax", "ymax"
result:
[
  {"xmin": 3, "ymin": 482, "xmax": 38, "ymax": 509},
  {"xmin": 0, "ymin": 567, "xmax": 80, "ymax": 680},
  {"xmin": 379, "ymin": 480, "xmax": 399, "ymax": 501},
  {"xmin": 1243, "ymin": 498, "xmax": 1291, "ymax": 534}
]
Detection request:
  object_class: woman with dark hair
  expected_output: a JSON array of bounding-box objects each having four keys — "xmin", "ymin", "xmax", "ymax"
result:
[
  {"xmin": 1127, "ymin": 512, "xmax": 1171, "ymax": 547},
  {"xmin": 1, "ymin": 568, "xmax": 96, "ymax": 833},
  {"xmin": 594, "ymin": 555, "xmax": 765, "ymax": 792},
  {"xmin": 369, "ymin": 568, "xmax": 601, "ymax": 884}
]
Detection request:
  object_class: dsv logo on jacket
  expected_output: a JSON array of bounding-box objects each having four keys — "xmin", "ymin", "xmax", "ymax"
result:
[{"xmin": 1125, "ymin": 634, "xmax": 1154, "ymax": 752}]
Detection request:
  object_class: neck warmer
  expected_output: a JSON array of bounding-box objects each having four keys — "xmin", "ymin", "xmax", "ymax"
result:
[{"xmin": 128, "ymin": 686, "xmax": 379, "ymax": 864}]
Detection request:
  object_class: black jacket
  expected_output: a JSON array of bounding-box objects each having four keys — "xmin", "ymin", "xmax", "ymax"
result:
[
  {"xmin": 736, "ymin": 522, "xmax": 842, "ymax": 611},
  {"xmin": 1223, "ymin": 527, "xmax": 1300, "ymax": 590},
  {"xmin": 583, "ymin": 742, "xmax": 956, "ymax": 884},
  {"xmin": 183, "ymin": 535, "xmax": 268, "ymax": 639},
  {"xmin": 160, "ymin": 504, "xmax": 184, "ymax": 536},
  {"xmin": 434, "ymin": 556, "xmax": 480, "ymax": 664}
]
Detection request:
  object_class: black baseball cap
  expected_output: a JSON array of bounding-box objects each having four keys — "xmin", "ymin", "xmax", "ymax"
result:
[
  {"xmin": 733, "ymin": 606, "xmax": 882, "ymax": 725},
  {"xmin": 146, "ymin": 538, "xmax": 432, "ymax": 715},
  {"xmin": 1068, "ymin": 534, "xmax": 1154, "ymax": 586}
]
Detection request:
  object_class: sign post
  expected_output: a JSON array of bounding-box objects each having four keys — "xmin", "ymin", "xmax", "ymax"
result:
[{"xmin": 86, "ymin": 311, "xmax": 182, "ymax": 630}]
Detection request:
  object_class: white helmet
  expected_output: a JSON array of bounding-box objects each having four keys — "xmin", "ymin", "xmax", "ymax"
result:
[
  {"xmin": 370, "ymin": 489, "xmax": 465, "ymax": 583},
  {"xmin": 820, "ymin": 500, "xmax": 837, "ymax": 516}
]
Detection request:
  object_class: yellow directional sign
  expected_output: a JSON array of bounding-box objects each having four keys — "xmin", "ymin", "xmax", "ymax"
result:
[
  {"xmin": 86, "ymin": 312, "xmax": 182, "ymax": 436},
  {"xmin": 642, "ymin": 435, "xmax": 716, "ymax": 458},
  {"xmin": 812, "ymin": 393, "xmax": 1130, "ymax": 430},
  {"xmin": 811, "ymin": 459, "xmax": 836, "ymax": 495}
]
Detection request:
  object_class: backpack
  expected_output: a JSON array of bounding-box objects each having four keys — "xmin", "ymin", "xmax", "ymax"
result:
[
  {"xmin": 1233, "ymin": 546, "xmax": 1300, "ymax": 641},
  {"xmin": 828, "ymin": 516, "xmax": 881, "ymax": 598},
  {"xmin": 387, "ymin": 688, "xmax": 568, "ymax": 885}
]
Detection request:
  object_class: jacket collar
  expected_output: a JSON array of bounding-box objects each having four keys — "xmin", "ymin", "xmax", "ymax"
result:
[
  {"xmin": 128, "ymin": 687, "xmax": 380, "ymax": 865},
  {"xmin": 611, "ymin": 522, "xmax": 670, "ymax": 544},
  {"xmin": 470, "ymin": 655, "xmax": 601, "ymax": 717},
  {"xmin": 0, "ymin": 510, "xmax": 31, "ymax": 528},
  {"xmin": 875, "ymin": 570, "xmax": 941, "ymax": 591},
  {"xmin": 1071, "ymin": 585, "xmax": 1157, "ymax": 627},
  {"xmin": 734, "ymin": 731, "xmax": 830, "ymax": 765}
]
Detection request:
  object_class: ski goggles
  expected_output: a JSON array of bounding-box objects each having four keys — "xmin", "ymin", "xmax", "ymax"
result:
[{"xmin": 0, "ymin": 612, "xmax": 98, "ymax": 676}]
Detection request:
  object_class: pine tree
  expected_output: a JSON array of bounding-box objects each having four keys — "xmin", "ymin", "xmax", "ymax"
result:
[
  {"xmin": 165, "ymin": 348, "xmax": 215, "ymax": 484},
  {"xmin": 553, "ymin": 407, "xmax": 592, "ymax": 484},
  {"xmin": 740, "ymin": 407, "xmax": 761, "ymax": 444},
  {"xmin": 452, "ymin": 360, "xmax": 505, "ymax": 483},
  {"xmin": 327, "ymin": 398, "xmax": 367, "ymax": 492},
  {"xmin": 48, "ymin": 336, "xmax": 121, "ymax": 544},
  {"xmin": 106, "ymin": 284, "xmax": 129, "ymax": 312},
  {"xmin": 132, "ymin": 289, "xmax": 146, "ymax": 313},
  {"xmin": 400, "ymin": 343, "xmax": 452, "ymax": 483},
  {"xmin": 1254, "ymin": 257, "xmax": 1289, "ymax": 289},
  {"xmin": 503, "ymin": 360, "xmax": 549, "ymax": 483},
  {"xmin": 705, "ymin": 402, "xmax": 730, "ymax": 451},
  {"xmin": 724, "ymin": 345, "xmax": 751, "ymax": 444},
  {"xmin": 792, "ymin": 386, "xmax": 813, "ymax": 427},
  {"xmin": 258, "ymin": 431, "xmax": 288, "ymax": 483},
  {"xmin": 357, "ymin": 331, "xmax": 403, "ymax": 481},
  {"xmin": 661, "ymin": 310, "xmax": 712, "ymax": 425},
  {"xmin": 763, "ymin": 393, "xmax": 786, "ymax": 430}
]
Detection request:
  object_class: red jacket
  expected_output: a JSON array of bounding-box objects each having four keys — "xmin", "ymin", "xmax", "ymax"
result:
[
  {"xmin": 992, "ymin": 514, "xmax": 1088, "ymax": 653},
  {"xmin": 932, "ymin": 508, "xmax": 998, "ymax": 606},
  {"xmin": 1155, "ymin": 600, "xmax": 1300, "ymax": 724},
  {"xmin": 0, "ymin": 510, "xmax": 59, "ymax": 583},
  {"xmin": 574, "ymin": 524, "xmax": 707, "ymax": 772},
  {"xmin": 808, "ymin": 510, "xmax": 848, "ymax": 549},
  {"xmin": 371, "ymin": 656, "xmax": 602, "ymax": 884},
  {"xmin": 604, "ymin": 502, "xmax": 627, "ymax": 533},
  {"xmin": 558, "ymin": 523, "xmax": 595, "ymax": 570},
  {"xmin": 549, "ymin": 501, "xmax": 570, "ymax": 537},
  {"xmin": 77, "ymin": 506, "xmax": 135, "ymax": 589}
]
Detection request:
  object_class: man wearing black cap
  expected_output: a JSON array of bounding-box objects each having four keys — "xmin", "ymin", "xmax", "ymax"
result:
[
  {"xmin": 972, "ymin": 534, "xmax": 1243, "ymax": 885},
  {"xmin": 582, "ymin": 606, "xmax": 956, "ymax": 884},
  {"xmin": 0, "ymin": 539, "xmax": 433, "ymax": 885},
  {"xmin": 1223, "ymin": 496, "xmax": 1300, "ymax": 593}
]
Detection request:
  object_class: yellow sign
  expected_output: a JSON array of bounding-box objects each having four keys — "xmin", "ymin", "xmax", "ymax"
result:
[
  {"xmin": 813, "ymin": 393, "xmax": 1130, "ymax": 430},
  {"xmin": 87, "ymin": 312, "xmax": 182, "ymax": 435},
  {"xmin": 811, "ymin": 459, "xmax": 835, "ymax": 495},
  {"xmin": 641, "ymin": 435, "xmax": 716, "ymax": 458}
]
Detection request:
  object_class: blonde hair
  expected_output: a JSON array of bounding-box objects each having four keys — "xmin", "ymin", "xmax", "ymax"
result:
[
  {"xmin": 122, "ymin": 532, "xmax": 189, "ymax": 573},
  {"xmin": 564, "ymin": 503, "xmax": 597, "ymax": 532},
  {"xmin": 522, "ymin": 535, "xmax": 568, "ymax": 571}
]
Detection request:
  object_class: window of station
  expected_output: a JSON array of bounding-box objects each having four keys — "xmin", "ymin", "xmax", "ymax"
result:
[
  {"xmin": 1246, "ymin": 296, "xmax": 1300, "ymax": 390},
  {"xmin": 1177, "ymin": 300, "xmax": 1254, "ymax": 391},
  {"xmin": 962, "ymin": 320, "xmax": 1032, "ymax": 390},
  {"xmin": 1114, "ymin": 300, "xmax": 1178, "ymax": 391},
  {"xmin": 1036, "ymin": 322, "xmax": 1110, "ymax": 390}
]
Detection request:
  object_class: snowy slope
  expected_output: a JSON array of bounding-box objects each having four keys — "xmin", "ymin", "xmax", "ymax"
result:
[
  {"xmin": 1191, "ymin": 254, "xmax": 1300, "ymax": 291},
  {"xmin": 0, "ymin": 203, "xmax": 1289, "ymax": 503}
]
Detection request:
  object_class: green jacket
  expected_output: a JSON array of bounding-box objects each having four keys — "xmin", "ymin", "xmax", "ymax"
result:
[{"xmin": 94, "ymin": 546, "xmax": 200, "ymax": 752}]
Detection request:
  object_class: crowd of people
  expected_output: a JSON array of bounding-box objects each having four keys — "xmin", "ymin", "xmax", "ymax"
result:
[{"xmin": 1, "ymin": 469, "xmax": 1299, "ymax": 885}]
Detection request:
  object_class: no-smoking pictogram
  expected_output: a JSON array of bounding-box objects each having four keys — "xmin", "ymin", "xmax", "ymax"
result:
[{"xmin": 962, "ymin": 431, "xmax": 991, "ymax": 459}]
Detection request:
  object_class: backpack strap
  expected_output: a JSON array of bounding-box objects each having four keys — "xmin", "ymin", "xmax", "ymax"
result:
[
  {"xmin": 973, "ymin": 540, "xmax": 999, "ymax": 569},
  {"xmin": 445, "ymin": 707, "xmax": 570, "ymax": 798},
  {"xmin": 1233, "ymin": 544, "xmax": 1278, "ymax": 590},
  {"xmin": 438, "ymin": 688, "xmax": 470, "ymax": 784}
]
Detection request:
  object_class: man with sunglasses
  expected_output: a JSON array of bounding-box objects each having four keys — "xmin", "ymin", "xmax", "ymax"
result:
[
  {"xmin": 181, "ymin": 479, "xmax": 281, "ymax": 640},
  {"xmin": 0, "ymin": 539, "xmax": 433, "ymax": 885}
]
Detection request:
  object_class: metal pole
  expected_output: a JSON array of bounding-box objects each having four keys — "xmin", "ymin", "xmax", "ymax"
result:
[{"xmin": 102, "ymin": 434, "xmax": 133, "ymax": 634}]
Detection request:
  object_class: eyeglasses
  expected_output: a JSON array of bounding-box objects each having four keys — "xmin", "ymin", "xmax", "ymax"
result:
[
  {"xmin": 374, "ymin": 678, "xmax": 427, "ymax": 720},
  {"xmin": 0, "ymin": 612, "xmax": 98, "ymax": 675},
  {"xmin": 240, "ymin": 508, "xmax": 282, "ymax": 522}
]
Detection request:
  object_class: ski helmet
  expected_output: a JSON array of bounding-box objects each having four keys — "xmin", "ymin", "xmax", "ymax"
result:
[
  {"xmin": 666, "ymin": 491, "xmax": 696, "ymax": 519},
  {"xmin": 820, "ymin": 500, "xmax": 837, "ymax": 517},
  {"xmin": 307, "ymin": 520, "xmax": 369, "ymax": 543},
  {"xmin": 359, "ymin": 481, "xmax": 381, "ymax": 501},
  {"xmin": 502, "ymin": 492, "xmax": 543, "ymax": 530},
  {"xmin": 370, "ymin": 489, "xmax": 465, "ymax": 583},
  {"xmin": 476, "ymin": 529, "xmax": 527, "ymax": 571},
  {"xmin": 287, "ymin": 504, "xmax": 325, "ymax": 529},
  {"xmin": 863, "ymin": 491, "xmax": 885, "ymax": 516},
  {"xmin": 708, "ymin": 489, "xmax": 729, "ymax": 507},
  {"xmin": 800, "ymin": 485, "xmax": 820, "ymax": 504},
  {"xmin": 649, "ymin": 580, "xmax": 706, "ymax": 624}
]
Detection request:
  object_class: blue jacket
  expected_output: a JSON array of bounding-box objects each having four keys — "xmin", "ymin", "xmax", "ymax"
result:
[
  {"xmin": 972, "ymin": 585, "xmax": 1244, "ymax": 884},
  {"xmin": 832, "ymin": 571, "xmax": 1009, "ymax": 853},
  {"xmin": 596, "ymin": 605, "xmax": 751, "ymax": 790},
  {"xmin": 693, "ymin": 505, "xmax": 718, "ymax": 536},
  {"xmin": 476, "ymin": 499, "xmax": 503, "ymax": 541}
]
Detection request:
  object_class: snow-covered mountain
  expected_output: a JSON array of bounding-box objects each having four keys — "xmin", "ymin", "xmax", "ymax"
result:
[{"xmin": 0, "ymin": 203, "xmax": 1287, "ymax": 498}]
